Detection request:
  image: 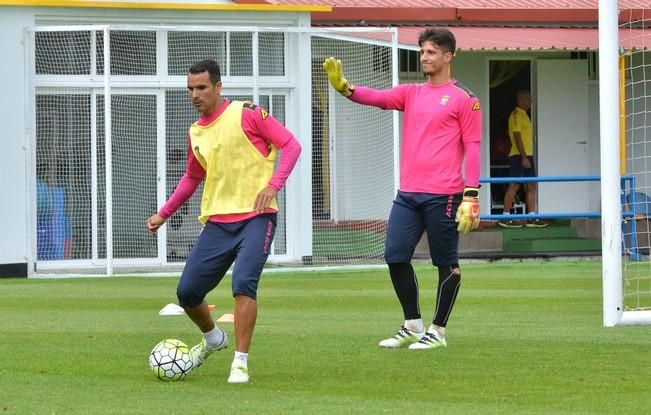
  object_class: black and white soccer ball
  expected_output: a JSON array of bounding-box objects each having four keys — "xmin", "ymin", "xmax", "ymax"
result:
[{"xmin": 149, "ymin": 339, "xmax": 193, "ymax": 381}]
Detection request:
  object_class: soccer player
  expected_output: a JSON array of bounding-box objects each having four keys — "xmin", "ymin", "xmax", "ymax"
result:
[
  {"xmin": 498, "ymin": 89, "xmax": 548, "ymax": 228},
  {"xmin": 323, "ymin": 28, "xmax": 481, "ymax": 350},
  {"xmin": 147, "ymin": 59, "xmax": 301, "ymax": 383}
]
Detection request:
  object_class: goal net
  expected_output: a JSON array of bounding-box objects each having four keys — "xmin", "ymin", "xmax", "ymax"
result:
[
  {"xmin": 310, "ymin": 30, "xmax": 397, "ymax": 265},
  {"xmin": 28, "ymin": 25, "xmax": 398, "ymax": 274},
  {"xmin": 620, "ymin": 8, "xmax": 651, "ymax": 316},
  {"xmin": 601, "ymin": 2, "xmax": 651, "ymax": 325}
]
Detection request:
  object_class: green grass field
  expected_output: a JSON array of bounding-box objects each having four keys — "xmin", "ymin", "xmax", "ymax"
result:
[{"xmin": 1, "ymin": 261, "xmax": 650, "ymax": 414}]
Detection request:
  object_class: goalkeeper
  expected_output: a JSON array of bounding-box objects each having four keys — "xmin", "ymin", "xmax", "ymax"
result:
[{"xmin": 323, "ymin": 28, "xmax": 481, "ymax": 351}]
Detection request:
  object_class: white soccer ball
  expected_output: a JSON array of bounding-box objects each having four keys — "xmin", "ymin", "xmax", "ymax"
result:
[{"xmin": 149, "ymin": 338, "xmax": 194, "ymax": 381}]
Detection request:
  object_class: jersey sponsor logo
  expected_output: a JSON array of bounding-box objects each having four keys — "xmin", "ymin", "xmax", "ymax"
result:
[
  {"xmin": 263, "ymin": 219, "xmax": 274, "ymax": 254},
  {"xmin": 446, "ymin": 194, "xmax": 454, "ymax": 218},
  {"xmin": 472, "ymin": 101, "xmax": 481, "ymax": 111},
  {"xmin": 440, "ymin": 95, "xmax": 450, "ymax": 106},
  {"xmin": 243, "ymin": 101, "xmax": 269, "ymax": 120}
]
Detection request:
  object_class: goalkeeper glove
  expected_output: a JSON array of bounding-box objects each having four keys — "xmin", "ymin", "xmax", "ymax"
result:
[
  {"xmin": 455, "ymin": 187, "xmax": 480, "ymax": 234},
  {"xmin": 322, "ymin": 57, "xmax": 355, "ymax": 97}
]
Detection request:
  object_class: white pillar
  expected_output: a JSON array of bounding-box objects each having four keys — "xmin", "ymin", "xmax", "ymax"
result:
[
  {"xmin": 599, "ymin": 0, "xmax": 622, "ymax": 327},
  {"xmin": 103, "ymin": 26, "xmax": 114, "ymax": 276}
]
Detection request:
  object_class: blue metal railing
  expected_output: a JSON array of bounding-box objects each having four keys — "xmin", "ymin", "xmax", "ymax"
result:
[{"xmin": 479, "ymin": 175, "xmax": 641, "ymax": 259}]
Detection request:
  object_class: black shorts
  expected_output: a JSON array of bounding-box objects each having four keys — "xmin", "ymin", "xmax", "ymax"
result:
[
  {"xmin": 176, "ymin": 213, "xmax": 277, "ymax": 308},
  {"xmin": 384, "ymin": 191, "xmax": 461, "ymax": 266},
  {"xmin": 508, "ymin": 155, "xmax": 537, "ymax": 178}
]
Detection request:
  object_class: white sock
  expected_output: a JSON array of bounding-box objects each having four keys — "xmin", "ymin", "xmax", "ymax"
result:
[
  {"xmin": 233, "ymin": 351, "xmax": 248, "ymax": 368},
  {"xmin": 203, "ymin": 325, "xmax": 225, "ymax": 349},
  {"xmin": 428, "ymin": 324, "xmax": 445, "ymax": 337},
  {"xmin": 404, "ymin": 318, "xmax": 424, "ymax": 333}
]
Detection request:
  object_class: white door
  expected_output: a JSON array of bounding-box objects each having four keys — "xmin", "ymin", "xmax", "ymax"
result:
[{"xmin": 537, "ymin": 60, "xmax": 590, "ymax": 213}]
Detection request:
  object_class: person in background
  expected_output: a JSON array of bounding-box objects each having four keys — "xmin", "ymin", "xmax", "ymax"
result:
[{"xmin": 498, "ymin": 89, "xmax": 548, "ymax": 228}]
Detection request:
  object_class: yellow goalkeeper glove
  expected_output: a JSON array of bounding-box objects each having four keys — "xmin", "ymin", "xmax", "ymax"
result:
[
  {"xmin": 455, "ymin": 187, "xmax": 480, "ymax": 234},
  {"xmin": 323, "ymin": 57, "xmax": 355, "ymax": 97}
]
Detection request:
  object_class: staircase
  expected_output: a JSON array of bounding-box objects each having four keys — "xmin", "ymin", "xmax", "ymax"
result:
[
  {"xmin": 415, "ymin": 220, "xmax": 603, "ymax": 259},
  {"xmin": 499, "ymin": 219, "xmax": 601, "ymax": 253}
]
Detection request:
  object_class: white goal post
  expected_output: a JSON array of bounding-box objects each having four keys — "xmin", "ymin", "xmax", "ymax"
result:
[{"xmin": 600, "ymin": 0, "xmax": 651, "ymax": 326}]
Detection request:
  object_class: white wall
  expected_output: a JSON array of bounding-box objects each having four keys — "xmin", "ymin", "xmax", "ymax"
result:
[
  {"xmin": 588, "ymin": 81, "xmax": 601, "ymax": 211},
  {"xmin": 0, "ymin": 6, "xmax": 310, "ymax": 272},
  {"xmin": 537, "ymin": 59, "xmax": 590, "ymax": 214},
  {"xmin": 0, "ymin": 8, "xmax": 34, "ymax": 272},
  {"xmin": 453, "ymin": 52, "xmax": 602, "ymax": 216},
  {"xmin": 32, "ymin": 7, "xmax": 304, "ymax": 26}
]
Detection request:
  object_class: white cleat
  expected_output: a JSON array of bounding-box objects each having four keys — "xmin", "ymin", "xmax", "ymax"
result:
[
  {"xmin": 408, "ymin": 330, "xmax": 447, "ymax": 350},
  {"xmin": 379, "ymin": 326, "xmax": 425, "ymax": 348},
  {"xmin": 190, "ymin": 331, "xmax": 228, "ymax": 368},
  {"xmin": 227, "ymin": 365, "xmax": 249, "ymax": 384}
]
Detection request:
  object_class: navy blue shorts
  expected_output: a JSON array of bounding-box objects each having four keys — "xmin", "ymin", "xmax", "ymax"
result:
[
  {"xmin": 508, "ymin": 155, "xmax": 537, "ymax": 178},
  {"xmin": 176, "ymin": 213, "xmax": 277, "ymax": 308},
  {"xmin": 384, "ymin": 191, "xmax": 461, "ymax": 266}
]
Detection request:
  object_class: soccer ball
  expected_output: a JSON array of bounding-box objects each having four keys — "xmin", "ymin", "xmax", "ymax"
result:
[{"xmin": 149, "ymin": 339, "xmax": 194, "ymax": 381}]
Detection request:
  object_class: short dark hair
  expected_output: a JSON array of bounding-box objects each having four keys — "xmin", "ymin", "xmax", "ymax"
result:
[
  {"xmin": 516, "ymin": 89, "xmax": 531, "ymax": 98},
  {"xmin": 189, "ymin": 59, "xmax": 221, "ymax": 84},
  {"xmin": 418, "ymin": 28, "xmax": 456, "ymax": 55}
]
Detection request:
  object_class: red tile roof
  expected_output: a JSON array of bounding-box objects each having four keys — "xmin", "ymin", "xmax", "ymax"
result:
[
  {"xmin": 338, "ymin": 26, "xmax": 649, "ymax": 50},
  {"xmin": 400, "ymin": 26, "xmax": 650, "ymax": 50},
  {"xmin": 250, "ymin": 0, "xmax": 648, "ymax": 24},
  {"xmin": 266, "ymin": 0, "xmax": 647, "ymax": 7}
]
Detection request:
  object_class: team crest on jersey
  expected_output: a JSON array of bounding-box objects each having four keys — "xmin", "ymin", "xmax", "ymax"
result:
[
  {"xmin": 243, "ymin": 101, "xmax": 257, "ymax": 111},
  {"xmin": 440, "ymin": 95, "xmax": 450, "ymax": 106},
  {"xmin": 243, "ymin": 101, "xmax": 269, "ymax": 120},
  {"xmin": 472, "ymin": 101, "xmax": 481, "ymax": 111}
]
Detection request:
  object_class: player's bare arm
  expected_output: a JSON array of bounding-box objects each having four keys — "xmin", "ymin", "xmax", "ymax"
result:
[{"xmin": 513, "ymin": 132, "xmax": 530, "ymax": 168}]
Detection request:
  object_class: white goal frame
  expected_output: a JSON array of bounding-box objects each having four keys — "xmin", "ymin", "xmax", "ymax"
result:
[{"xmin": 600, "ymin": 0, "xmax": 651, "ymax": 326}]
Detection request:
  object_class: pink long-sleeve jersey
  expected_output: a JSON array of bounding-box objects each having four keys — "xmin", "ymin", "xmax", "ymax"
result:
[
  {"xmin": 159, "ymin": 99, "xmax": 302, "ymax": 223},
  {"xmin": 350, "ymin": 80, "xmax": 482, "ymax": 194}
]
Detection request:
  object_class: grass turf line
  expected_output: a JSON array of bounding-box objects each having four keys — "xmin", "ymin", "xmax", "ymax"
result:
[{"xmin": 0, "ymin": 261, "xmax": 649, "ymax": 414}]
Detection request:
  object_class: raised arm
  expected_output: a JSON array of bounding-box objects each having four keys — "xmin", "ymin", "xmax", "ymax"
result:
[
  {"xmin": 323, "ymin": 57, "xmax": 355, "ymax": 97},
  {"xmin": 323, "ymin": 57, "xmax": 409, "ymax": 110}
]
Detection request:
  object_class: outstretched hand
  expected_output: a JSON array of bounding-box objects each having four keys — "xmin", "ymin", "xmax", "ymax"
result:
[{"xmin": 323, "ymin": 57, "xmax": 354, "ymax": 97}]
